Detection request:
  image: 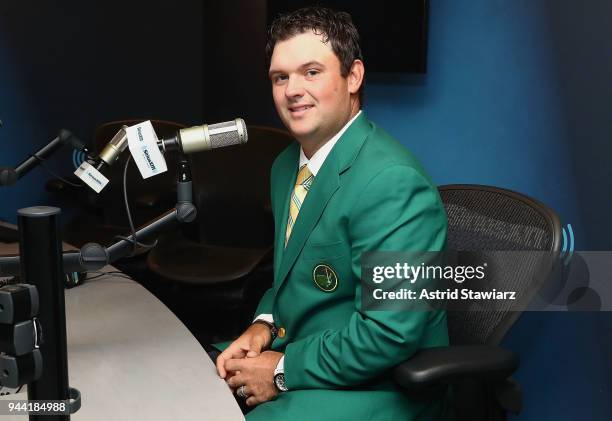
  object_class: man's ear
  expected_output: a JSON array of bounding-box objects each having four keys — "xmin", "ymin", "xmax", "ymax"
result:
[{"xmin": 347, "ymin": 59, "xmax": 365, "ymax": 95}]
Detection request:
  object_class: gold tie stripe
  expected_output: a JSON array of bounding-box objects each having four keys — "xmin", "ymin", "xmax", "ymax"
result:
[{"xmin": 285, "ymin": 164, "xmax": 314, "ymax": 246}]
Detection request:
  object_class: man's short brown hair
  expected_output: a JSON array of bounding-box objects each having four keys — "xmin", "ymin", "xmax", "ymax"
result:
[{"xmin": 266, "ymin": 6, "xmax": 364, "ymax": 104}]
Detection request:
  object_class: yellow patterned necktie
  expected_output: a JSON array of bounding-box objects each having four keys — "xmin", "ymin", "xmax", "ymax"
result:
[{"xmin": 285, "ymin": 164, "xmax": 314, "ymax": 247}]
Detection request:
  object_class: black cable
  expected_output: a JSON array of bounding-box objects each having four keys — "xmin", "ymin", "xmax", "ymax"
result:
[
  {"xmin": 28, "ymin": 153, "xmax": 84, "ymax": 187},
  {"xmin": 83, "ymin": 272, "xmax": 107, "ymax": 282},
  {"xmin": 84, "ymin": 271, "xmax": 134, "ymax": 283},
  {"xmin": 114, "ymin": 155, "xmax": 157, "ymax": 254},
  {"xmin": 104, "ymin": 270, "xmax": 134, "ymax": 277}
]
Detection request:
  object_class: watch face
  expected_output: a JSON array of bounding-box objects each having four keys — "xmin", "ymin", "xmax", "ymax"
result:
[{"xmin": 274, "ymin": 373, "xmax": 288, "ymax": 392}]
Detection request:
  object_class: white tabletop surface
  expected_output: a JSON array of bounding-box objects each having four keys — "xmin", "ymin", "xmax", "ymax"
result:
[{"xmin": 0, "ymin": 270, "xmax": 244, "ymax": 421}]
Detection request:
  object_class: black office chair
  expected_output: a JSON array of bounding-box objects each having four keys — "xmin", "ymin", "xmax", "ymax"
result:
[
  {"xmin": 393, "ymin": 184, "xmax": 562, "ymax": 421},
  {"xmin": 146, "ymin": 125, "xmax": 293, "ymax": 340}
]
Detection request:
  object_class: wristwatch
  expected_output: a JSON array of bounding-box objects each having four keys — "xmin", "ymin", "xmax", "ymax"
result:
[
  {"xmin": 273, "ymin": 364, "xmax": 288, "ymax": 392},
  {"xmin": 252, "ymin": 319, "xmax": 278, "ymax": 341}
]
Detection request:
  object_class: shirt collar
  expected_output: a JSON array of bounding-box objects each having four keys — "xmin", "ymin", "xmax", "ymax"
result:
[{"xmin": 299, "ymin": 110, "xmax": 362, "ymax": 176}]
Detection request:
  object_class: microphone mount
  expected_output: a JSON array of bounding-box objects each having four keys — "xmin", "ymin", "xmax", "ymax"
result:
[{"xmin": 0, "ymin": 156, "xmax": 197, "ymax": 276}]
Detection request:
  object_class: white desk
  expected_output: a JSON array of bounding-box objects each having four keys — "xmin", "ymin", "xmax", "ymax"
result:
[{"xmin": 1, "ymin": 270, "xmax": 244, "ymax": 421}]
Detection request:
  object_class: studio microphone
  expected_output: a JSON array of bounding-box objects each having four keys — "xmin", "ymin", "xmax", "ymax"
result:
[
  {"xmin": 94, "ymin": 118, "xmax": 248, "ymax": 169},
  {"xmin": 74, "ymin": 126, "xmax": 128, "ymax": 193},
  {"xmin": 159, "ymin": 118, "xmax": 248, "ymax": 155},
  {"xmin": 75, "ymin": 119, "xmax": 248, "ymax": 193},
  {"xmin": 94, "ymin": 126, "xmax": 129, "ymax": 171}
]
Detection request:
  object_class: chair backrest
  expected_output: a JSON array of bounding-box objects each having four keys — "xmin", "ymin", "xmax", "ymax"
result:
[
  {"xmin": 91, "ymin": 119, "xmax": 187, "ymax": 227},
  {"xmin": 439, "ymin": 184, "xmax": 562, "ymax": 346},
  {"xmin": 190, "ymin": 125, "xmax": 294, "ymax": 248}
]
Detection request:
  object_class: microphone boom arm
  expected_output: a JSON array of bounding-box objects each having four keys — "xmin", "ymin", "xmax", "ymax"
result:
[
  {"xmin": 0, "ymin": 129, "xmax": 87, "ymax": 186},
  {"xmin": 0, "ymin": 157, "xmax": 196, "ymax": 276}
]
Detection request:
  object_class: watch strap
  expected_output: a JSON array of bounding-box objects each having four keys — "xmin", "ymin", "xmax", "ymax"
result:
[{"xmin": 274, "ymin": 372, "xmax": 288, "ymax": 392}]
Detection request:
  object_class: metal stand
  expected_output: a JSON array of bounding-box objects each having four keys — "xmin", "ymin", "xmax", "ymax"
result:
[
  {"xmin": 0, "ymin": 157, "xmax": 196, "ymax": 276},
  {"xmin": 18, "ymin": 207, "xmax": 78, "ymax": 420},
  {"xmin": 0, "ymin": 157, "xmax": 195, "ymax": 419}
]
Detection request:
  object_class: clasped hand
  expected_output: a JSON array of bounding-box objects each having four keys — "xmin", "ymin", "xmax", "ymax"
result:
[{"xmin": 216, "ymin": 324, "xmax": 284, "ymax": 406}]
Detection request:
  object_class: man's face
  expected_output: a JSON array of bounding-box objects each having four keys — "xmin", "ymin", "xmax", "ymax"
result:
[{"xmin": 269, "ymin": 31, "xmax": 354, "ymax": 148}]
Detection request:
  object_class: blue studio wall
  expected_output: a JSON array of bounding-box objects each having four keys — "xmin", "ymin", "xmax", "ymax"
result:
[
  {"xmin": 365, "ymin": 0, "xmax": 584, "ymax": 245},
  {"xmin": 364, "ymin": 1, "xmax": 612, "ymax": 420},
  {"xmin": 1, "ymin": 1, "xmax": 610, "ymax": 419},
  {"xmin": 0, "ymin": 1, "xmax": 204, "ymax": 224},
  {"xmin": 0, "ymin": 33, "xmax": 52, "ymax": 222}
]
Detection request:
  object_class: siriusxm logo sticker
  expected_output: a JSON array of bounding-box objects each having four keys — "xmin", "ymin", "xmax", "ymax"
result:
[
  {"xmin": 126, "ymin": 121, "xmax": 167, "ymax": 179},
  {"xmin": 74, "ymin": 161, "xmax": 109, "ymax": 193},
  {"xmin": 142, "ymin": 147, "xmax": 156, "ymax": 171}
]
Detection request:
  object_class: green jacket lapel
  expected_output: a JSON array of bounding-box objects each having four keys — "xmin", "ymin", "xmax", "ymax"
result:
[
  {"xmin": 275, "ymin": 113, "xmax": 373, "ymax": 289},
  {"xmin": 272, "ymin": 144, "xmax": 300, "ymax": 282}
]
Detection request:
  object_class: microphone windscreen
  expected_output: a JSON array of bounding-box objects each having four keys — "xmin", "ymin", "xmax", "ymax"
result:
[
  {"xmin": 178, "ymin": 118, "xmax": 248, "ymax": 154},
  {"xmin": 208, "ymin": 118, "xmax": 248, "ymax": 149}
]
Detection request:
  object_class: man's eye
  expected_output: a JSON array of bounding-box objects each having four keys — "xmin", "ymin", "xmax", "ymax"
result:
[
  {"xmin": 274, "ymin": 75, "xmax": 288, "ymax": 83},
  {"xmin": 306, "ymin": 70, "xmax": 319, "ymax": 77}
]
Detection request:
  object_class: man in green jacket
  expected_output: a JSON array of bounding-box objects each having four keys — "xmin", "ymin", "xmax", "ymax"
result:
[{"xmin": 215, "ymin": 7, "xmax": 449, "ymax": 420}]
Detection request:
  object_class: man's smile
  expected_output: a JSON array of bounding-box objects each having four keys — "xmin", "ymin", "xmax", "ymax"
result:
[{"xmin": 288, "ymin": 104, "xmax": 314, "ymax": 116}]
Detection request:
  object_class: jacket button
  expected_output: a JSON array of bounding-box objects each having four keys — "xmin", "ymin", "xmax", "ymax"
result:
[{"xmin": 278, "ymin": 327, "xmax": 286, "ymax": 338}]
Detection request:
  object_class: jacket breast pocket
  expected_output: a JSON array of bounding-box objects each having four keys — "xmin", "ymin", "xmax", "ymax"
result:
[
  {"xmin": 301, "ymin": 240, "xmax": 348, "ymax": 261},
  {"xmin": 299, "ymin": 241, "xmax": 352, "ymax": 293}
]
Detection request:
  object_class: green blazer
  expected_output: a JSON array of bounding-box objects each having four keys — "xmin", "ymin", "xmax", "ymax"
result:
[{"xmin": 232, "ymin": 113, "xmax": 449, "ymax": 421}]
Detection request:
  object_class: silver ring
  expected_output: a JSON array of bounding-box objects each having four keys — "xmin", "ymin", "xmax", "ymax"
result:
[{"xmin": 237, "ymin": 385, "xmax": 248, "ymax": 399}]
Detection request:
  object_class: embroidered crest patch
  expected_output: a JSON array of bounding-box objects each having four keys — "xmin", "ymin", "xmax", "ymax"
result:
[{"xmin": 313, "ymin": 264, "xmax": 338, "ymax": 292}]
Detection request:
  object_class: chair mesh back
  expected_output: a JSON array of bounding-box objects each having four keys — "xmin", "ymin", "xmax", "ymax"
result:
[{"xmin": 440, "ymin": 185, "xmax": 561, "ymax": 346}]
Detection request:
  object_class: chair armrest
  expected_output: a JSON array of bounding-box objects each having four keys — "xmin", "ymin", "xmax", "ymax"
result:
[{"xmin": 393, "ymin": 345, "xmax": 519, "ymax": 390}]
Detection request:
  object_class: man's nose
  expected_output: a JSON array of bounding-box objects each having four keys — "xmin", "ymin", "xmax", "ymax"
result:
[{"xmin": 285, "ymin": 75, "xmax": 304, "ymax": 98}]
